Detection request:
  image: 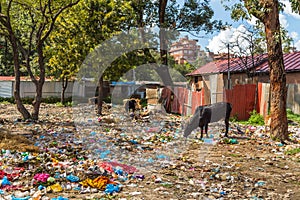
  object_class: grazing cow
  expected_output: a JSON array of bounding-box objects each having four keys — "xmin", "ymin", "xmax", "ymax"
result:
[
  {"xmin": 183, "ymin": 102, "xmax": 232, "ymax": 138},
  {"xmin": 125, "ymin": 99, "xmax": 137, "ymax": 113}
]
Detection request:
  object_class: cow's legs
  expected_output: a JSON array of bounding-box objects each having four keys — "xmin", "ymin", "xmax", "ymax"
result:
[
  {"xmin": 200, "ymin": 126, "xmax": 204, "ymax": 139},
  {"xmin": 224, "ymin": 119, "xmax": 229, "ymax": 137},
  {"xmin": 205, "ymin": 123, "xmax": 209, "ymax": 138}
]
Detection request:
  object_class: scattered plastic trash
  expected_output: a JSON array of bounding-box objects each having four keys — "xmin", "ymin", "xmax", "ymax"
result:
[
  {"xmin": 255, "ymin": 181, "xmax": 266, "ymax": 187},
  {"xmin": 66, "ymin": 174, "xmax": 80, "ymax": 183},
  {"xmin": 11, "ymin": 196, "xmax": 31, "ymax": 200},
  {"xmin": 80, "ymin": 176, "xmax": 116, "ymax": 190},
  {"xmin": 1, "ymin": 176, "xmax": 11, "ymax": 186},
  {"xmin": 51, "ymin": 196, "xmax": 69, "ymax": 200},
  {"xmin": 0, "ymin": 103, "xmax": 298, "ymax": 199},
  {"xmin": 48, "ymin": 183, "xmax": 63, "ymax": 192},
  {"xmin": 34, "ymin": 173, "xmax": 50, "ymax": 183},
  {"xmin": 104, "ymin": 184, "xmax": 120, "ymax": 194}
]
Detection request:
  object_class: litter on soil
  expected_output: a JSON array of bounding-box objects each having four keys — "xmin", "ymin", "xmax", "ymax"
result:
[{"xmin": 0, "ymin": 103, "xmax": 299, "ymax": 199}]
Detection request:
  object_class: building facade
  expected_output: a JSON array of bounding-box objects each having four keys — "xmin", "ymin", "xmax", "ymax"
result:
[{"xmin": 169, "ymin": 36, "xmax": 201, "ymax": 64}]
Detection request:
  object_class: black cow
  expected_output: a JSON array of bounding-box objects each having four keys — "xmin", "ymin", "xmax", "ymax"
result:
[
  {"xmin": 183, "ymin": 102, "xmax": 232, "ymax": 138},
  {"xmin": 125, "ymin": 99, "xmax": 137, "ymax": 113}
]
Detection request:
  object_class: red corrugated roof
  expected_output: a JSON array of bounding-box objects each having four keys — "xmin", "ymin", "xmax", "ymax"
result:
[
  {"xmin": 0, "ymin": 76, "xmax": 15, "ymax": 81},
  {"xmin": 188, "ymin": 52, "xmax": 300, "ymax": 76},
  {"xmin": 256, "ymin": 51, "xmax": 300, "ymax": 72},
  {"xmin": 0, "ymin": 76, "xmax": 54, "ymax": 81}
]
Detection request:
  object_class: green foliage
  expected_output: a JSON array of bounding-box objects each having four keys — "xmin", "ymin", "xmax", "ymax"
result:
[
  {"xmin": 103, "ymin": 96, "xmax": 111, "ymax": 103},
  {"xmin": 54, "ymin": 101, "xmax": 73, "ymax": 107},
  {"xmin": 42, "ymin": 96, "xmax": 72, "ymax": 104},
  {"xmin": 172, "ymin": 62, "xmax": 197, "ymax": 77},
  {"xmin": 0, "ymin": 96, "xmax": 72, "ymax": 105},
  {"xmin": 287, "ymin": 109, "xmax": 300, "ymax": 124},
  {"xmin": 290, "ymin": 0, "xmax": 300, "ymax": 14},
  {"xmin": 0, "ymin": 97, "xmax": 14, "ymax": 104},
  {"xmin": 285, "ymin": 148, "xmax": 300, "ymax": 155},
  {"xmin": 140, "ymin": 98, "xmax": 147, "ymax": 108},
  {"xmin": 0, "ymin": 37, "xmax": 14, "ymax": 76},
  {"xmin": 47, "ymin": 0, "xmax": 131, "ymax": 79},
  {"xmin": 172, "ymin": 0, "xmax": 226, "ymax": 33},
  {"xmin": 222, "ymin": 0, "xmax": 298, "ymax": 54},
  {"xmin": 247, "ymin": 110, "xmax": 264, "ymax": 125},
  {"xmin": 0, "ymin": 100, "xmax": 11, "ymax": 105},
  {"xmin": 230, "ymin": 114, "xmax": 239, "ymax": 122}
]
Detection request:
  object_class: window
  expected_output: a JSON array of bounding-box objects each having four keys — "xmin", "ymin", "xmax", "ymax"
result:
[{"xmin": 194, "ymin": 76, "xmax": 198, "ymax": 83}]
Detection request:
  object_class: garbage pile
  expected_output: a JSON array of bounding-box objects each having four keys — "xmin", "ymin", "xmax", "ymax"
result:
[
  {"xmin": 0, "ymin": 104, "xmax": 189, "ymax": 199},
  {"xmin": 0, "ymin": 103, "xmax": 299, "ymax": 199}
]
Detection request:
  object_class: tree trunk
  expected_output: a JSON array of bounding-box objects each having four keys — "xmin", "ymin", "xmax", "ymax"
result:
[
  {"xmin": 8, "ymin": 26, "xmax": 31, "ymax": 119},
  {"xmin": 97, "ymin": 75, "xmax": 104, "ymax": 115},
  {"xmin": 158, "ymin": 0, "xmax": 173, "ymax": 87},
  {"xmin": 263, "ymin": 0, "xmax": 288, "ymax": 142},
  {"xmin": 32, "ymin": 43, "xmax": 45, "ymax": 120},
  {"xmin": 61, "ymin": 77, "xmax": 68, "ymax": 104},
  {"xmin": 32, "ymin": 82, "xmax": 43, "ymax": 120}
]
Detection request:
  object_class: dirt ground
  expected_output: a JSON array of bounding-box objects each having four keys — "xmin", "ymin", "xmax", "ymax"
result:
[{"xmin": 0, "ymin": 103, "xmax": 299, "ymax": 200}]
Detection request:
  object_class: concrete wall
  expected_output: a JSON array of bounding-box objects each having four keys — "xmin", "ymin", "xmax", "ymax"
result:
[
  {"xmin": 0, "ymin": 81, "xmax": 13, "ymax": 97},
  {"xmin": 18, "ymin": 81, "xmax": 75, "ymax": 98}
]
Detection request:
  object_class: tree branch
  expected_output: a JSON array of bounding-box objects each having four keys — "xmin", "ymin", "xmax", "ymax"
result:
[{"xmin": 41, "ymin": 0, "xmax": 80, "ymax": 42}]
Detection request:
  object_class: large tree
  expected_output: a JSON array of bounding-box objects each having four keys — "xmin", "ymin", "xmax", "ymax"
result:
[
  {"xmin": 226, "ymin": 0, "xmax": 300, "ymax": 142},
  {"xmin": 0, "ymin": 36, "xmax": 14, "ymax": 76},
  {"xmin": 0, "ymin": 0, "xmax": 79, "ymax": 120},
  {"xmin": 53, "ymin": 0, "xmax": 135, "ymax": 115}
]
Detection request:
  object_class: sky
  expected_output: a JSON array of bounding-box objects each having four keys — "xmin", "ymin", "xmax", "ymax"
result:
[{"xmin": 192, "ymin": 0, "xmax": 300, "ymax": 54}]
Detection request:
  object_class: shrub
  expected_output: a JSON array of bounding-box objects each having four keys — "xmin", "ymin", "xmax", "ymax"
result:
[
  {"xmin": 287, "ymin": 109, "xmax": 300, "ymax": 124},
  {"xmin": 247, "ymin": 110, "xmax": 264, "ymax": 125},
  {"xmin": 285, "ymin": 148, "xmax": 300, "ymax": 155},
  {"xmin": 0, "ymin": 97, "xmax": 14, "ymax": 103},
  {"xmin": 230, "ymin": 114, "xmax": 239, "ymax": 122}
]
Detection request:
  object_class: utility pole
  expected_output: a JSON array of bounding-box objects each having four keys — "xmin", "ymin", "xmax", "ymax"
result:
[{"xmin": 227, "ymin": 43, "xmax": 230, "ymax": 89}]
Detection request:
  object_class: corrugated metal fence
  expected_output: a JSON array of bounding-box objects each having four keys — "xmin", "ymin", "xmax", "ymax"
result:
[
  {"xmin": 224, "ymin": 84, "xmax": 257, "ymax": 120},
  {"xmin": 170, "ymin": 85, "xmax": 256, "ymax": 119},
  {"xmin": 171, "ymin": 87, "xmax": 205, "ymax": 116},
  {"xmin": 172, "ymin": 83, "xmax": 300, "ymax": 120}
]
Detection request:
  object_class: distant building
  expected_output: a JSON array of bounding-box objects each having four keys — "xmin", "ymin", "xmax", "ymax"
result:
[{"xmin": 169, "ymin": 36, "xmax": 202, "ymax": 64}]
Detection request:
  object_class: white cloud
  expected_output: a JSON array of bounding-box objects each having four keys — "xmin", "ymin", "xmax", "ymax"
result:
[
  {"xmin": 295, "ymin": 40, "xmax": 300, "ymax": 51},
  {"xmin": 207, "ymin": 25, "xmax": 256, "ymax": 54},
  {"xmin": 247, "ymin": 16, "xmax": 259, "ymax": 26},
  {"xmin": 207, "ymin": 27, "xmax": 234, "ymax": 54},
  {"xmin": 281, "ymin": 0, "xmax": 300, "ymax": 19},
  {"xmin": 290, "ymin": 31, "xmax": 298, "ymax": 40},
  {"xmin": 279, "ymin": 14, "xmax": 289, "ymax": 28}
]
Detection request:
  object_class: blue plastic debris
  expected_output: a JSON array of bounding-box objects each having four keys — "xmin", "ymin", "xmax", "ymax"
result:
[
  {"xmin": 255, "ymin": 181, "xmax": 265, "ymax": 187},
  {"xmin": 38, "ymin": 185, "xmax": 46, "ymax": 190},
  {"xmin": 22, "ymin": 155, "xmax": 29, "ymax": 162},
  {"xmin": 66, "ymin": 174, "xmax": 80, "ymax": 182},
  {"xmin": 1, "ymin": 176, "xmax": 11, "ymax": 186},
  {"xmin": 114, "ymin": 168, "xmax": 123, "ymax": 176},
  {"xmin": 104, "ymin": 184, "xmax": 120, "ymax": 194},
  {"xmin": 90, "ymin": 131, "xmax": 97, "ymax": 136},
  {"xmin": 156, "ymin": 154, "xmax": 168, "ymax": 159},
  {"xmin": 51, "ymin": 196, "xmax": 69, "ymax": 200},
  {"xmin": 11, "ymin": 196, "xmax": 31, "ymax": 200},
  {"xmin": 278, "ymin": 143, "xmax": 284, "ymax": 147},
  {"xmin": 130, "ymin": 140, "xmax": 138, "ymax": 144},
  {"xmin": 100, "ymin": 150, "xmax": 110, "ymax": 159}
]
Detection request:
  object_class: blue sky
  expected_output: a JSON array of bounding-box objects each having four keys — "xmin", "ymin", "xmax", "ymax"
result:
[{"xmin": 187, "ymin": 0, "xmax": 300, "ymax": 53}]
